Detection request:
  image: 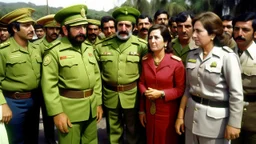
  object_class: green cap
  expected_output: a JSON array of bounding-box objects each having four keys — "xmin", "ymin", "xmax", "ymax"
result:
[
  {"xmin": 0, "ymin": 8, "xmax": 35, "ymax": 24},
  {"xmin": 36, "ymin": 14, "xmax": 60, "ymax": 27},
  {"xmin": 54, "ymin": 4, "xmax": 88, "ymax": 26},
  {"xmin": 87, "ymin": 19, "xmax": 101, "ymax": 26},
  {"xmin": 112, "ymin": 7, "xmax": 140, "ymax": 23}
]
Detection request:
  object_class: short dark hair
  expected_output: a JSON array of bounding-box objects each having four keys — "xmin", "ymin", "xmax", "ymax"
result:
[
  {"xmin": 8, "ymin": 22, "xmax": 20, "ymax": 36},
  {"xmin": 100, "ymin": 16, "xmax": 115, "ymax": 30},
  {"xmin": 154, "ymin": 10, "xmax": 169, "ymax": 21},
  {"xmin": 176, "ymin": 11, "xmax": 194, "ymax": 23},
  {"xmin": 232, "ymin": 12, "xmax": 256, "ymax": 32},
  {"xmin": 221, "ymin": 14, "xmax": 234, "ymax": 21},
  {"xmin": 148, "ymin": 24, "xmax": 172, "ymax": 53},
  {"xmin": 34, "ymin": 24, "xmax": 44, "ymax": 30},
  {"xmin": 136, "ymin": 14, "xmax": 152, "ymax": 24},
  {"xmin": 168, "ymin": 16, "xmax": 177, "ymax": 26}
]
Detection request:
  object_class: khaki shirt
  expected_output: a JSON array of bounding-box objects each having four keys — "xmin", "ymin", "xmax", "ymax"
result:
[
  {"xmin": 0, "ymin": 37, "xmax": 42, "ymax": 104},
  {"xmin": 41, "ymin": 37, "xmax": 102, "ymax": 122}
]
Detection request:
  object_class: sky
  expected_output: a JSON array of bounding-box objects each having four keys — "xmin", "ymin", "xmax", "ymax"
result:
[{"xmin": 0, "ymin": 0, "xmax": 126, "ymax": 11}]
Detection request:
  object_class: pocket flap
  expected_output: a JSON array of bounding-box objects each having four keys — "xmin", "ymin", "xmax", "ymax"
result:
[
  {"xmin": 242, "ymin": 67, "xmax": 256, "ymax": 76},
  {"xmin": 205, "ymin": 64, "xmax": 221, "ymax": 73},
  {"xmin": 36, "ymin": 56, "xmax": 42, "ymax": 63},
  {"xmin": 206, "ymin": 107, "xmax": 229, "ymax": 119},
  {"xmin": 100, "ymin": 56, "xmax": 114, "ymax": 62},
  {"xmin": 186, "ymin": 63, "xmax": 196, "ymax": 69},
  {"xmin": 7, "ymin": 58, "xmax": 26, "ymax": 64},
  {"xmin": 126, "ymin": 56, "xmax": 139, "ymax": 62},
  {"xmin": 60, "ymin": 60, "xmax": 78, "ymax": 67}
]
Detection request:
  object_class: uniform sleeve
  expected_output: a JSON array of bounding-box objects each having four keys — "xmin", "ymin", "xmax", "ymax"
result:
[
  {"xmin": 223, "ymin": 52, "xmax": 243, "ymax": 128},
  {"xmin": 165, "ymin": 61, "xmax": 186, "ymax": 101},
  {"xmin": 93, "ymin": 56, "xmax": 102, "ymax": 106},
  {"xmin": 138, "ymin": 63, "xmax": 147, "ymax": 112},
  {"xmin": 41, "ymin": 50, "xmax": 63, "ymax": 116},
  {"xmin": 0, "ymin": 52, "xmax": 6, "ymax": 105}
]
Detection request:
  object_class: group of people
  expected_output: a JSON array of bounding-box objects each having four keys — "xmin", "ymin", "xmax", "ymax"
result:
[{"xmin": 0, "ymin": 3, "xmax": 255, "ymax": 144}]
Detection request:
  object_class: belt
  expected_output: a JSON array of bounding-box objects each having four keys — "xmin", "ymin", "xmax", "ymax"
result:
[
  {"xmin": 244, "ymin": 94, "xmax": 256, "ymax": 102},
  {"xmin": 191, "ymin": 94, "xmax": 229, "ymax": 108},
  {"xmin": 104, "ymin": 81, "xmax": 137, "ymax": 92},
  {"xmin": 59, "ymin": 89, "xmax": 93, "ymax": 98},
  {"xmin": 3, "ymin": 91, "xmax": 32, "ymax": 99}
]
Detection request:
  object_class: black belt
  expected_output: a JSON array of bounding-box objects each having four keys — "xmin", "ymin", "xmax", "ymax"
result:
[
  {"xmin": 244, "ymin": 94, "xmax": 256, "ymax": 102},
  {"xmin": 191, "ymin": 95, "xmax": 229, "ymax": 108}
]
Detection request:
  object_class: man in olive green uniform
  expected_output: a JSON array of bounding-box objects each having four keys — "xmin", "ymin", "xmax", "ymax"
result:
[
  {"xmin": 232, "ymin": 12, "xmax": 256, "ymax": 144},
  {"xmin": 34, "ymin": 14, "xmax": 60, "ymax": 144},
  {"xmin": 86, "ymin": 19, "xmax": 102, "ymax": 45},
  {"xmin": 0, "ymin": 21, "xmax": 10, "ymax": 43},
  {"xmin": 41, "ymin": 4, "xmax": 103, "ymax": 144},
  {"xmin": 95, "ymin": 7, "xmax": 148, "ymax": 144},
  {"xmin": 0, "ymin": 8, "xmax": 42, "ymax": 144},
  {"xmin": 170, "ymin": 11, "xmax": 196, "ymax": 65}
]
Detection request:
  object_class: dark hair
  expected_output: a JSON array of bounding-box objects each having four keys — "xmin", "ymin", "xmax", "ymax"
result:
[
  {"xmin": 34, "ymin": 24, "xmax": 44, "ymax": 30},
  {"xmin": 8, "ymin": 22, "xmax": 20, "ymax": 36},
  {"xmin": 136, "ymin": 14, "xmax": 153, "ymax": 24},
  {"xmin": 168, "ymin": 16, "xmax": 177, "ymax": 26},
  {"xmin": 147, "ymin": 24, "xmax": 172, "ymax": 53},
  {"xmin": 193, "ymin": 11, "xmax": 230, "ymax": 47},
  {"xmin": 100, "ymin": 16, "xmax": 116, "ymax": 31},
  {"xmin": 176, "ymin": 11, "xmax": 194, "ymax": 23},
  {"xmin": 154, "ymin": 10, "xmax": 169, "ymax": 21},
  {"xmin": 221, "ymin": 15, "xmax": 234, "ymax": 21},
  {"xmin": 232, "ymin": 12, "xmax": 256, "ymax": 32}
]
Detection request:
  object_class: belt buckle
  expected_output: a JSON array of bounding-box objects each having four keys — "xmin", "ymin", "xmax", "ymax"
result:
[
  {"xmin": 200, "ymin": 97, "xmax": 203, "ymax": 104},
  {"xmin": 83, "ymin": 91, "xmax": 86, "ymax": 98},
  {"xmin": 117, "ymin": 85, "xmax": 124, "ymax": 92},
  {"xmin": 14, "ymin": 92, "xmax": 20, "ymax": 99}
]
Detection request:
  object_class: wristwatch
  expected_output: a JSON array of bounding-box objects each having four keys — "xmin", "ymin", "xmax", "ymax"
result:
[{"xmin": 160, "ymin": 91, "xmax": 165, "ymax": 99}]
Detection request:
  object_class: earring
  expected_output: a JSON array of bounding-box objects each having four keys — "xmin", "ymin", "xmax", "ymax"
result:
[{"xmin": 211, "ymin": 38, "xmax": 214, "ymax": 41}]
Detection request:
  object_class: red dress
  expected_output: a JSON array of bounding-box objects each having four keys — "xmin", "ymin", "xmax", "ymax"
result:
[{"xmin": 139, "ymin": 53, "xmax": 185, "ymax": 144}]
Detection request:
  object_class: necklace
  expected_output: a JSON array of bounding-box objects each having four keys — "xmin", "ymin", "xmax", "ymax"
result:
[{"xmin": 153, "ymin": 56, "xmax": 164, "ymax": 66}]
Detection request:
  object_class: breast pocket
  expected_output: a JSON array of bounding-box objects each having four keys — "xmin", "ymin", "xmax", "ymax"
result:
[
  {"xmin": 242, "ymin": 66, "xmax": 256, "ymax": 89},
  {"xmin": 34, "ymin": 56, "xmax": 42, "ymax": 78},
  {"xmin": 6, "ymin": 59, "xmax": 27, "ymax": 76},
  {"xmin": 126, "ymin": 56, "xmax": 139, "ymax": 75},
  {"xmin": 204, "ymin": 65, "xmax": 222, "ymax": 86},
  {"xmin": 186, "ymin": 63, "xmax": 197, "ymax": 83},
  {"xmin": 100, "ymin": 56, "xmax": 114, "ymax": 74},
  {"xmin": 59, "ymin": 60, "xmax": 79, "ymax": 79}
]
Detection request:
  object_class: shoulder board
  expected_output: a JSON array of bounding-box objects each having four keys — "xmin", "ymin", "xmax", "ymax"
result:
[
  {"xmin": 138, "ymin": 38, "xmax": 147, "ymax": 44},
  {"xmin": 33, "ymin": 39, "xmax": 43, "ymax": 45},
  {"xmin": 0, "ymin": 41, "xmax": 10, "ymax": 49},
  {"xmin": 222, "ymin": 46, "xmax": 233, "ymax": 53},
  {"xmin": 171, "ymin": 55, "xmax": 181, "ymax": 61},
  {"xmin": 142, "ymin": 55, "xmax": 148, "ymax": 60},
  {"xmin": 84, "ymin": 40, "xmax": 93, "ymax": 45},
  {"xmin": 46, "ymin": 40, "xmax": 61, "ymax": 50}
]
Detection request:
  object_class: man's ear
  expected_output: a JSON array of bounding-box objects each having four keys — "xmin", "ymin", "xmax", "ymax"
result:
[
  {"xmin": 12, "ymin": 25, "xmax": 17, "ymax": 33},
  {"xmin": 254, "ymin": 31, "xmax": 256, "ymax": 39},
  {"xmin": 62, "ymin": 26, "xmax": 68, "ymax": 36}
]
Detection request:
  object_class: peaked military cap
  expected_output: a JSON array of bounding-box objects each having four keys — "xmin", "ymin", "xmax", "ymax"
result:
[
  {"xmin": 0, "ymin": 8, "xmax": 35, "ymax": 24},
  {"xmin": 54, "ymin": 4, "xmax": 88, "ymax": 26},
  {"xmin": 87, "ymin": 19, "xmax": 101, "ymax": 26},
  {"xmin": 36, "ymin": 14, "xmax": 60, "ymax": 27},
  {"xmin": 112, "ymin": 7, "xmax": 140, "ymax": 23}
]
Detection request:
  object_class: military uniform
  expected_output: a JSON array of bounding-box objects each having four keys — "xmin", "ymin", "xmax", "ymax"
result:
[
  {"xmin": 0, "ymin": 8, "xmax": 42, "ymax": 144},
  {"xmin": 94, "ymin": 7, "xmax": 148, "ymax": 144},
  {"xmin": 184, "ymin": 46, "xmax": 243, "ymax": 144},
  {"xmin": 232, "ymin": 41, "xmax": 256, "ymax": 144},
  {"xmin": 86, "ymin": 19, "xmax": 102, "ymax": 46},
  {"xmin": 41, "ymin": 4, "xmax": 102, "ymax": 144}
]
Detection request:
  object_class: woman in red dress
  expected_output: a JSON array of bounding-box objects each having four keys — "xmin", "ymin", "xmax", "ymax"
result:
[{"xmin": 138, "ymin": 24, "xmax": 185, "ymax": 144}]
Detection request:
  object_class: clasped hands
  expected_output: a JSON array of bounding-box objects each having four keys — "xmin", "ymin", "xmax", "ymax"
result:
[{"xmin": 144, "ymin": 87, "xmax": 162, "ymax": 100}]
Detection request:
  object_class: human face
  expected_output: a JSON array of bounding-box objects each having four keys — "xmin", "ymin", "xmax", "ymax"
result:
[
  {"xmin": 87, "ymin": 24, "xmax": 100, "ymax": 41},
  {"xmin": 222, "ymin": 20, "xmax": 233, "ymax": 37},
  {"xmin": 155, "ymin": 14, "xmax": 168, "ymax": 25},
  {"xmin": 68, "ymin": 24, "xmax": 86, "ymax": 45},
  {"xmin": 102, "ymin": 20, "xmax": 115, "ymax": 38},
  {"xmin": 116, "ymin": 21, "xmax": 133, "ymax": 40},
  {"xmin": 192, "ymin": 21, "xmax": 214, "ymax": 49},
  {"xmin": 148, "ymin": 29, "xmax": 166, "ymax": 53},
  {"xmin": 137, "ymin": 18, "xmax": 151, "ymax": 36},
  {"xmin": 35, "ymin": 28, "xmax": 45, "ymax": 39},
  {"xmin": 233, "ymin": 20, "xmax": 256, "ymax": 50},
  {"xmin": 170, "ymin": 22, "xmax": 178, "ymax": 37},
  {"xmin": 15, "ymin": 22, "xmax": 34, "ymax": 40},
  {"xmin": 0, "ymin": 27, "xmax": 10, "ymax": 42},
  {"xmin": 45, "ymin": 27, "xmax": 60, "ymax": 42},
  {"xmin": 177, "ymin": 16, "xmax": 193, "ymax": 42}
]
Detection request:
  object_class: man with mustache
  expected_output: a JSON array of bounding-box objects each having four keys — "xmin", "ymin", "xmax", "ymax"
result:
[
  {"xmin": 33, "ymin": 14, "xmax": 60, "ymax": 144},
  {"xmin": 0, "ymin": 21, "xmax": 10, "ymax": 43},
  {"xmin": 232, "ymin": 12, "xmax": 256, "ymax": 144},
  {"xmin": 170, "ymin": 11, "xmax": 196, "ymax": 65},
  {"xmin": 221, "ymin": 15, "xmax": 237, "ymax": 49},
  {"xmin": 95, "ymin": 6, "xmax": 148, "ymax": 144},
  {"xmin": 136, "ymin": 14, "xmax": 152, "ymax": 40},
  {"xmin": 154, "ymin": 9, "xmax": 169, "ymax": 26},
  {"xmin": 86, "ymin": 19, "xmax": 102, "ymax": 45},
  {"xmin": 41, "ymin": 4, "xmax": 103, "ymax": 144},
  {"xmin": 0, "ymin": 8, "xmax": 42, "ymax": 144}
]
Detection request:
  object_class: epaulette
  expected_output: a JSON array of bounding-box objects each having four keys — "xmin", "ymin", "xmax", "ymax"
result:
[
  {"xmin": 138, "ymin": 38, "xmax": 147, "ymax": 44},
  {"xmin": 222, "ymin": 46, "xmax": 233, "ymax": 53},
  {"xmin": 95, "ymin": 35, "xmax": 115, "ymax": 46},
  {"xmin": 46, "ymin": 40, "xmax": 61, "ymax": 50},
  {"xmin": 142, "ymin": 55, "xmax": 148, "ymax": 60},
  {"xmin": 0, "ymin": 41, "xmax": 10, "ymax": 49},
  {"xmin": 171, "ymin": 55, "xmax": 181, "ymax": 61},
  {"xmin": 33, "ymin": 39, "xmax": 43, "ymax": 45}
]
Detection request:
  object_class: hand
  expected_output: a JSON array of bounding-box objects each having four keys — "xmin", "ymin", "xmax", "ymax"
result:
[
  {"xmin": 139, "ymin": 113, "xmax": 146, "ymax": 127},
  {"xmin": 144, "ymin": 87, "xmax": 162, "ymax": 100},
  {"xmin": 224, "ymin": 125, "xmax": 240, "ymax": 140},
  {"xmin": 175, "ymin": 118, "xmax": 185, "ymax": 135},
  {"xmin": 96, "ymin": 105, "xmax": 103, "ymax": 123},
  {"xmin": 1, "ymin": 103, "xmax": 12, "ymax": 124},
  {"xmin": 53, "ymin": 113, "xmax": 72, "ymax": 133}
]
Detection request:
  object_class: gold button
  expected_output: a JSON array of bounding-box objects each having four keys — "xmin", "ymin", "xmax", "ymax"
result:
[
  {"xmin": 193, "ymin": 120, "xmax": 196, "ymax": 124},
  {"xmin": 244, "ymin": 108, "xmax": 247, "ymax": 111}
]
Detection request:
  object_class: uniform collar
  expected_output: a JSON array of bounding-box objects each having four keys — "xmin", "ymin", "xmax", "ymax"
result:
[{"xmin": 246, "ymin": 41, "xmax": 256, "ymax": 60}]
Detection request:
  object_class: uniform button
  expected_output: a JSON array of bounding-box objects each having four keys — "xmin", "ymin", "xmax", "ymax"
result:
[
  {"xmin": 193, "ymin": 120, "xmax": 196, "ymax": 124},
  {"xmin": 244, "ymin": 108, "xmax": 247, "ymax": 111}
]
